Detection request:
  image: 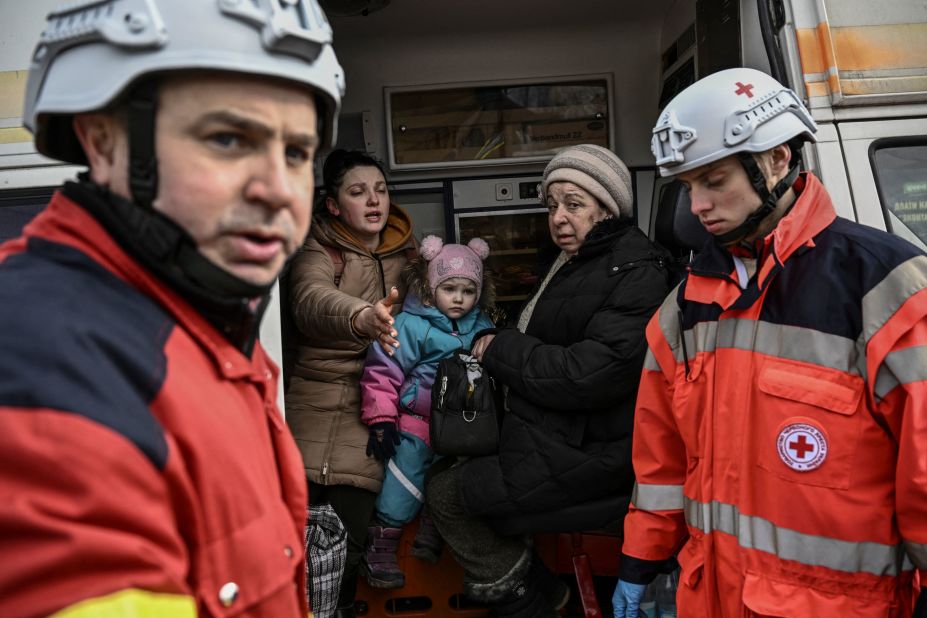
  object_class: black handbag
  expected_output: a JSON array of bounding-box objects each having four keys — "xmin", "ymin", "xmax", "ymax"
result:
[{"xmin": 430, "ymin": 350, "xmax": 500, "ymax": 456}]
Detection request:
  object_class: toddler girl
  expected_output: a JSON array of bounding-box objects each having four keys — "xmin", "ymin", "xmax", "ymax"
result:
[{"xmin": 359, "ymin": 235, "xmax": 495, "ymax": 589}]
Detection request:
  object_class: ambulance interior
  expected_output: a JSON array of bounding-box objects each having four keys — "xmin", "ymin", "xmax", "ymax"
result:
[
  {"xmin": 310, "ymin": 0, "xmax": 770, "ymax": 330},
  {"xmin": 323, "ymin": 0, "xmax": 733, "ymax": 237}
]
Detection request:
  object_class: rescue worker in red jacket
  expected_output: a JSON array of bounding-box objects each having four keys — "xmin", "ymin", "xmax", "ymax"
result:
[
  {"xmin": 612, "ymin": 67, "xmax": 927, "ymax": 617},
  {"xmin": 0, "ymin": 1, "xmax": 372, "ymax": 616}
]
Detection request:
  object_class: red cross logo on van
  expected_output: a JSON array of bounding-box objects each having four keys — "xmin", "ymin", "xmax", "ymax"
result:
[
  {"xmin": 735, "ymin": 82, "xmax": 755, "ymax": 98},
  {"xmin": 777, "ymin": 422, "xmax": 827, "ymax": 471}
]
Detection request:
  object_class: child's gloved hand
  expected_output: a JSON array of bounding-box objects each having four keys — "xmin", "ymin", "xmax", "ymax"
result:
[{"xmin": 366, "ymin": 422, "xmax": 400, "ymax": 462}]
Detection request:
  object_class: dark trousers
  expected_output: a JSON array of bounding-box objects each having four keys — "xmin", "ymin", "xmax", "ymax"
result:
[
  {"xmin": 309, "ymin": 482, "xmax": 378, "ymax": 609},
  {"xmin": 426, "ymin": 466, "xmax": 528, "ymax": 590}
]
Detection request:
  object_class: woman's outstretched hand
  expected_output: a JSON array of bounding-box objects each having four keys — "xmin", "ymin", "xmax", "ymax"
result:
[{"xmin": 353, "ymin": 286, "xmax": 400, "ymax": 353}]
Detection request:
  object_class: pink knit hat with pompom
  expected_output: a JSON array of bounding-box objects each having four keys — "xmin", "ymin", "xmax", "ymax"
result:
[{"xmin": 420, "ymin": 235, "xmax": 490, "ymax": 299}]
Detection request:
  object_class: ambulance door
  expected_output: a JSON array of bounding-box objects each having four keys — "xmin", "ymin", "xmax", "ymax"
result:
[{"xmin": 839, "ymin": 118, "xmax": 927, "ymax": 250}]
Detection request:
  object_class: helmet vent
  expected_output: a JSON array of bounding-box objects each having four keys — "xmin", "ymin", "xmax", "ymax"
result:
[
  {"xmin": 724, "ymin": 88, "xmax": 814, "ymax": 147},
  {"xmin": 24, "ymin": 0, "xmax": 345, "ymax": 160},
  {"xmin": 40, "ymin": 0, "xmax": 167, "ymax": 50}
]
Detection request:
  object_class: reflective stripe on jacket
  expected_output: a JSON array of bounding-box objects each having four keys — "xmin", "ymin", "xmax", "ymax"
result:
[{"xmin": 623, "ymin": 173, "xmax": 927, "ymax": 617}]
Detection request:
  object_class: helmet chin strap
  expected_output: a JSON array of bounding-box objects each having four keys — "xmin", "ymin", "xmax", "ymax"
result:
[
  {"xmin": 127, "ymin": 79, "xmax": 158, "ymax": 211},
  {"xmin": 713, "ymin": 152, "xmax": 800, "ymax": 246}
]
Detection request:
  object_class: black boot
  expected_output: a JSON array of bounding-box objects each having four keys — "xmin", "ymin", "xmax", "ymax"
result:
[
  {"xmin": 490, "ymin": 555, "xmax": 558, "ymax": 618},
  {"xmin": 491, "ymin": 575, "xmax": 557, "ymax": 618},
  {"xmin": 334, "ymin": 600, "xmax": 369, "ymax": 618},
  {"xmin": 410, "ymin": 507, "xmax": 444, "ymax": 564},
  {"xmin": 334, "ymin": 554, "xmax": 361, "ymax": 616},
  {"xmin": 464, "ymin": 549, "xmax": 558, "ymax": 618},
  {"xmin": 530, "ymin": 555, "xmax": 570, "ymax": 611}
]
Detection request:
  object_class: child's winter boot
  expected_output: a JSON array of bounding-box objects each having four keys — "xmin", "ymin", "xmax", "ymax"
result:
[{"xmin": 363, "ymin": 522, "xmax": 405, "ymax": 589}]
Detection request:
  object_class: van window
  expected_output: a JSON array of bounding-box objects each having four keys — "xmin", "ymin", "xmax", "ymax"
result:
[
  {"xmin": 0, "ymin": 189, "xmax": 53, "ymax": 244},
  {"xmin": 872, "ymin": 138, "xmax": 927, "ymax": 250}
]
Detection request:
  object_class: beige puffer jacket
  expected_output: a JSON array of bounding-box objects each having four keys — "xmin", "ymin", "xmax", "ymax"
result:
[{"xmin": 285, "ymin": 203, "xmax": 415, "ymax": 492}]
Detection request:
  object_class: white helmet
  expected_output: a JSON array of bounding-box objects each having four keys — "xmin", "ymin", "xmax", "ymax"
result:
[
  {"xmin": 24, "ymin": 0, "xmax": 345, "ymax": 164},
  {"xmin": 651, "ymin": 67, "xmax": 817, "ymax": 177}
]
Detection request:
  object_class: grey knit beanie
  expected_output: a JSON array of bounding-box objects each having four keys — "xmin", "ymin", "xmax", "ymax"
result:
[{"xmin": 540, "ymin": 144, "xmax": 633, "ymax": 219}]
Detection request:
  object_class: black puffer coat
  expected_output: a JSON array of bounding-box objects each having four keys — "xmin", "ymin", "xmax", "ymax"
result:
[{"xmin": 459, "ymin": 218, "xmax": 671, "ymax": 519}]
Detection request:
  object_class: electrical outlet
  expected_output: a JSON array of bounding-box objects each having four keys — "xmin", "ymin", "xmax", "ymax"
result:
[{"xmin": 495, "ymin": 182, "xmax": 514, "ymax": 201}]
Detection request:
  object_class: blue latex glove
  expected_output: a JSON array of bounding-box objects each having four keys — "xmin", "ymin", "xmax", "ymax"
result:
[{"xmin": 612, "ymin": 579, "xmax": 647, "ymax": 618}]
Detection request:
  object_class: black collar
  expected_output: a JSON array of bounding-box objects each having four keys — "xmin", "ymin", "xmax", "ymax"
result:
[
  {"xmin": 64, "ymin": 178, "xmax": 270, "ymax": 356},
  {"xmin": 576, "ymin": 217, "xmax": 634, "ymax": 258}
]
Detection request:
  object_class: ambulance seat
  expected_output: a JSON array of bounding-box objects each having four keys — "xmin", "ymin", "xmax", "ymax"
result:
[{"xmin": 652, "ymin": 179, "xmax": 710, "ymax": 261}]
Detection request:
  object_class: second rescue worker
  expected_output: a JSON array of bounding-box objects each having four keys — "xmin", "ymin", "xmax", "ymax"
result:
[{"xmin": 613, "ymin": 68, "xmax": 927, "ymax": 617}]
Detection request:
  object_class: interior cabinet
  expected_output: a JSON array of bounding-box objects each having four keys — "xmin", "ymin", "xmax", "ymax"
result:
[{"xmin": 386, "ymin": 76, "xmax": 613, "ymax": 170}]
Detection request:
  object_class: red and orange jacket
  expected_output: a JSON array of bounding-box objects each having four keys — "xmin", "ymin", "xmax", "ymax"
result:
[
  {"xmin": 622, "ymin": 173, "xmax": 927, "ymax": 617},
  {"xmin": 0, "ymin": 188, "xmax": 309, "ymax": 617}
]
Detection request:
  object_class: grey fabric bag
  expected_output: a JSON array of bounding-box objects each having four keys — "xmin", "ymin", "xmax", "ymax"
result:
[{"xmin": 305, "ymin": 504, "xmax": 347, "ymax": 618}]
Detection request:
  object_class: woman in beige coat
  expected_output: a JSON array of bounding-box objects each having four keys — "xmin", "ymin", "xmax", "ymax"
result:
[{"xmin": 286, "ymin": 150, "xmax": 416, "ymax": 617}]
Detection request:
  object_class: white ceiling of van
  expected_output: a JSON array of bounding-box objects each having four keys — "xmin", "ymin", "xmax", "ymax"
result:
[{"xmin": 328, "ymin": 0, "xmax": 667, "ymax": 38}]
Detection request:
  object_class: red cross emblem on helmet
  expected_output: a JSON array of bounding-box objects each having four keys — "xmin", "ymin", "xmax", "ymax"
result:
[{"xmin": 735, "ymin": 81, "xmax": 755, "ymax": 98}]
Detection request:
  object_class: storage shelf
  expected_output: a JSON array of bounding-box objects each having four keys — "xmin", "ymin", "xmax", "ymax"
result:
[{"xmin": 387, "ymin": 76, "xmax": 612, "ymax": 170}]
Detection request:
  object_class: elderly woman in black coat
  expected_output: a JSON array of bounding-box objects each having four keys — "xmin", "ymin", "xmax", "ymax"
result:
[{"xmin": 426, "ymin": 144, "xmax": 672, "ymax": 617}]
